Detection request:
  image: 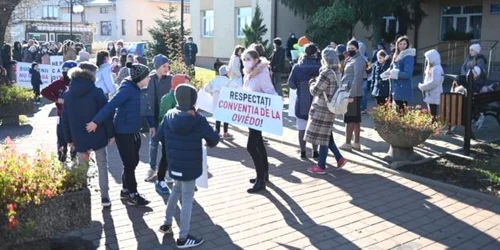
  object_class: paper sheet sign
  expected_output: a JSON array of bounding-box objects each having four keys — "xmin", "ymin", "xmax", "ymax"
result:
[
  {"xmin": 16, "ymin": 62, "xmax": 51, "ymax": 89},
  {"xmin": 288, "ymin": 89, "xmax": 297, "ymax": 118},
  {"xmin": 50, "ymin": 56, "xmax": 64, "ymax": 82},
  {"xmin": 195, "ymin": 142, "xmax": 208, "ymax": 189},
  {"xmin": 213, "ymin": 88, "xmax": 283, "ymax": 136}
]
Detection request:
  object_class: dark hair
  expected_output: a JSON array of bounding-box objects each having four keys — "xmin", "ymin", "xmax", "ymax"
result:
[
  {"xmin": 31, "ymin": 62, "xmax": 38, "ymax": 69},
  {"xmin": 347, "ymin": 39, "xmax": 359, "ymax": 50},
  {"xmin": 96, "ymin": 51, "xmax": 110, "ymax": 67},
  {"xmin": 13, "ymin": 42, "xmax": 22, "ymax": 50},
  {"xmin": 273, "ymin": 38, "xmax": 282, "ymax": 47},
  {"xmin": 188, "ymin": 36, "xmax": 193, "ymax": 40},
  {"xmin": 377, "ymin": 50, "xmax": 387, "ymax": 58},
  {"xmin": 394, "ymin": 36, "xmax": 410, "ymax": 61},
  {"xmin": 242, "ymin": 49, "xmax": 260, "ymax": 62},
  {"xmin": 250, "ymin": 43, "xmax": 265, "ymax": 57},
  {"xmin": 2, "ymin": 44, "xmax": 11, "ymax": 55},
  {"xmin": 304, "ymin": 43, "xmax": 317, "ymax": 56},
  {"xmin": 79, "ymin": 62, "xmax": 98, "ymax": 73},
  {"xmin": 233, "ymin": 45, "xmax": 245, "ymax": 56}
]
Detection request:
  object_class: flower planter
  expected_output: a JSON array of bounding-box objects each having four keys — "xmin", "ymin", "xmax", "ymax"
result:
[
  {"xmin": 1, "ymin": 188, "xmax": 91, "ymax": 248},
  {"xmin": 0, "ymin": 101, "xmax": 34, "ymax": 126},
  {"xmin": 375, "ymin": 123, "xmax": 432, "ymax": 165}
]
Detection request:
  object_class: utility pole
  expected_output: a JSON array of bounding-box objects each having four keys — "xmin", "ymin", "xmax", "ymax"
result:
[
  {"xmin": 180, "ymin": 0, "xmax": 184, "ymax": 39},
  {"xmin": 70, "ymin": 0, "xmax": 73, "ymax": 40}
]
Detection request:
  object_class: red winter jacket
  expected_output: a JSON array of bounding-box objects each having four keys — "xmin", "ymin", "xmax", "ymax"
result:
[{"xmin": 41, "ymin": 76, "xmax": 68, "ymax": 116}]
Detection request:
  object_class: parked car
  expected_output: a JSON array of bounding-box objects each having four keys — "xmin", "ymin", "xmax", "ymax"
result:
[{"xmin": 128, "ymin": 42, "xmax": 148, "ymax": 57}]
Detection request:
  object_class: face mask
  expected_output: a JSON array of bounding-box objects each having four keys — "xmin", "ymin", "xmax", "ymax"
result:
[
  {"xmin": 347, "ymin": 50, "xmax": 356, "ymax": 57},
  {"xmin": 108, "ymin": 46, "xmax": 113, "ymax": 50},
  {"xmin": 243, "ymin": 60, "xmax": 254, "ymax": 69},
  {"xmin": 62, "ymin": 72, "xmax": 70, "ymax": 85}
]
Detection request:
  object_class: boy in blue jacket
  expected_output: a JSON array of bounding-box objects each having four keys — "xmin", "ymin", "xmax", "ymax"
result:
[
  {"xmin": 156, "ymin": 84, "xmax": 220, "ymax": 248},
  {"xmin": 61, "ymin": 62, "xmax": 115, "ymax": 207}
]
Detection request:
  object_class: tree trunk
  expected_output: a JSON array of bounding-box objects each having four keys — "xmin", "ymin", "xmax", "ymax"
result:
[
  {"xmin": 371, "ymin": 16, "xmax": 383, "ymax": 48},
  {"xmin": 0, "ymin": 0, "xmax": 22, "ymax": 47}
]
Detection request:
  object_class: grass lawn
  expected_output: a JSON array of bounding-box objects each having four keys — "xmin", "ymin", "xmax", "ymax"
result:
[
  {"xmin": 400, "ymin": 142, "xmax": 500, "ymax": 197},
  {"xmin": 195, "ymin": 67, "xmax": 215, "ymax": 87}
]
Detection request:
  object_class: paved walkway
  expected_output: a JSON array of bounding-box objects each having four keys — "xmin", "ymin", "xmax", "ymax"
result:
[{"xmin": 1, "ymin": 89, "xmax": 500, "ymax": 250}]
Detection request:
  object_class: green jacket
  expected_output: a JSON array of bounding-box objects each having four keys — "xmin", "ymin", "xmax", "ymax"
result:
[{"xmin": 159, "ymin": 91, "xmax": 177, "ymax": 122}]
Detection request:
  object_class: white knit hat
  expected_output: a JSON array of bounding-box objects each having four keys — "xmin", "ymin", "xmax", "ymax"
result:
[{"xmin": 470, "ymin": 44, "xmax": 481, "ymax": 54}]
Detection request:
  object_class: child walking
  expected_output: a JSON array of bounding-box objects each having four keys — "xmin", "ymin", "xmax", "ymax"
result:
[
  {"xmin": 30, "ymin": 62, "xmax": 42, "ymax": 103},
  {"xmin": 156, "ymin": 84, "xmax": 220, "ymax": 248},
  {"xmin": 61, "ymin": 62, "xmax": 115, "ymax": 207},
  {"xmin": 418, "ymin": 49, "xmax": 443, "ymax": 120}
]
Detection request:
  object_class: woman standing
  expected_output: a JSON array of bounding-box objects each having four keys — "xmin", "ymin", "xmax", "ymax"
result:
[
  {"xmin": 242, "ymin": 49, "xmax": 277, "ymax": 193},
  {"xmin": 87, "ymin": 62, "xmax": 152, "ymax": 206},
  {"xmin": 12, "ymin": 42, "xmax": 23, "ymax": 62},
  {"xmin": 305, "ymin": 48, "xmax": 347, "ymax": 174},
  {"xmin": 96, "ymin": 51, "xmax": 116, "ymax": 98},
  {"xmin": 2, "ymin": 44, "xmax": 12, "ymax": 81},
  {"xmin": 116, "ymin": 54, "xmax": 134, "ymax": 84},
  {"xmin": 371, "ymin": 50, "xmax": 391, "ymax": 106},
  {"xmin": 288, "ymin": 43, "xmax": 321, "ymax": 159},
  {"xmin": 418, "ymin": 49, "xmax": 443, "ymax": 120},
  {"xmin": 228, "ymin": 45, "xmax": 245, "ymax": 82},
  {"xmin": 107, "ymin": 41, "xmax": 117, "ymax": 57},
  {"xmin": 340, "ymin": 40, "xmax": 366, "ymax": 151},
  {"xmin": 386, "ymin": 36, "xmax": 415, "ymax": 111}
]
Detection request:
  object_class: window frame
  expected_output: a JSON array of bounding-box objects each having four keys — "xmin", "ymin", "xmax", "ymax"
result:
[
  {"xmin": 440, "ymin": 5, "xmax": 483, "ymax": 40},
  {"xmin": 202, "ymin": 10, "xmax": 214, "ymax": 37},
  {"xmin": 100, "ymin": 7, "xmax": 108, "ymax": 14},
  {"xmin": 42, "ymin": 5, "xmax": 59, "ymax": 19},
  {"xmin": 137, "ymin": 20, "xmax": 143, "ymax": 36},
  {"xmin": 121, "ymin": 19, "xmax": 126, "ymax": 36},
  {"xmin": 100, "ymin": 21, "xmax": 112, "ymax": 36},
  {"xmin": 236, "ymin": 7, "xmax": 252, "ymax": 38},
  {"xmin": 183, "ymin": 5, "xmax": 190, "ymax": 14}
]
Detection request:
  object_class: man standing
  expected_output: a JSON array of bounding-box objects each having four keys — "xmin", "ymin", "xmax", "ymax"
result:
[
  {"xmin": 183, "ymin": 37, "xmax": 198, "ymax": 67},
  {"xmin": 270, "ymin": 38, "xmax": 286, "ymax": 96}
]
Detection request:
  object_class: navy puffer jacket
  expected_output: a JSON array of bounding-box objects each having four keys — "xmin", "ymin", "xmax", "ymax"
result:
[{"xmin": 287, "ymin": 57, "xmax": 321, "ymax": 120}]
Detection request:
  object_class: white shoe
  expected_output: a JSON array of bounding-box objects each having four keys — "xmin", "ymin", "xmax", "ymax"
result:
[
  {"xmin": 352, "ymin": 143, "xmax": 361, "ymax": 151},
  {"xmin": 144, "ymin": 168, "xmax": 157, "ymax": 182},
  {"xmin": 165, "ymin": 175, "xmax": 174, "ymax": 184},
  {"xmin": 339, "ymin": 143, "xmax": 352, "ymax": 151}
]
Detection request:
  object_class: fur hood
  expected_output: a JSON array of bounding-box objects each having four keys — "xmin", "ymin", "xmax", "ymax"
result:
[
  {"xmin": 244, "ymin": 57, "xmax": 270, "ymax": 79},
  {"xmin": 69, "ymin": 67, "xmax": 96, "ymax": 82},
  {"xmin": 395, "ymin": 48, "xmax": 416, "ymax": 62}
]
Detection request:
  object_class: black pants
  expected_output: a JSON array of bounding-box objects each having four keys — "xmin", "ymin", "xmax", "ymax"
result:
[
  {"xmin": 157, "ymin": 142, "xmax": 168, "ymax": 181},
  {"xmin": 32, "ymin": 84, "xmax": 40, "ymax": 100},
  {"xmin": 216, "ymin": 121, "xmax": 228, "ymax": 134},
  {"xmin": 376, "ymin": 96, "xmax": 389, "ymax": 106},
  {"xmin": 395, "ymin": 100, "xmax": 408, "ymax": 112},
  {"xmin": 115, "ymin": 133, "xmax": 141, "ymax": 193},
  {"xmin": 56, "ymin": 122, "xmax": 76, "ymax": 162},
  {"xmin": 247, "ymin": 128, "xmax": 268, "ymax": 179},
  {"xmin": 429, "ymin": 104, "xmax": 439, "ymax": 122}
]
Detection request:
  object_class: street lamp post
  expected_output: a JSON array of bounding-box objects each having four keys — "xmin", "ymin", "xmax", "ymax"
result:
[
  {"xmin": 59, "ymin": 0, "xmax": 84, "ymax": 40},
  {"xmin": 180, "ymin": 0, "xmax": 185, "ymax": 39}
]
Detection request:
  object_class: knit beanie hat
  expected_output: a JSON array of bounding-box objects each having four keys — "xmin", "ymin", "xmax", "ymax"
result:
[
  {"xmin": 153, "ymin": 54, "xmax": 170, "ymax": 69},
  {"xmin": 470, "ymin": 44, "xmax": 481, "ymax": 54},
  {"xmin": 218, "ymin": 65, "xmax": 228, "ymax": 76},
  {"xmin": 120, "ymin": 48, "xmax": 128, "ymax": 56},
  {"xmin": 126, "ymin": 62, "xmax": 150, "ymax": 84},
  {"xmin": 322, "ymin": 47, "xmax": 339, "ymax": 66},
  {"xmin": 175, "ymin": 84, "xmax": 198, "ymax": 111},
  {"xmin": 335, "ymin": 44, "xmax": 346, "ymax": 55},
  {"xmin": 62, "ymin": 60, "xmax": 78, "ymax": 70},
  {"xmin": 171, "ymin": 74, "xmax": 187, "ymax": 91}
]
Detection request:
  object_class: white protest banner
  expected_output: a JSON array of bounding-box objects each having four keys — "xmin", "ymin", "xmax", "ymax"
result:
[
  {"xmin": 16, "ymin": 63, "xmax": 52, "ymax": 88},
  {"xmin": 50, "ymin": 56, "xmax": 64, "ymax": 82},
  {"xmin": 288, "ymin": 89, "xmax": 296, "ymax": 118},
  {"xmin": 195, "ymin": 88, "xmax": 214, "ymax": 114},
  {"xmin": 213, "ymin": 88, "xmax": 283, "ymax": 136},
  {"xmin": 39, "ymin": 64, "xmax": 52, "ymax": 85},
  {"xmin": 196, "ymin": 142, "xmax": 209, "ymax": 189}
]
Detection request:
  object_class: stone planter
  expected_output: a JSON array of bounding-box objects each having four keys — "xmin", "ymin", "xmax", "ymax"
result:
[
  {"xmin": 0, "ymin": 101, "xmax": 34, "ymax": 126},
  {"xmin": 1, "ymin": 188, "xmax": 91, "ymax": 248},
  {"xmin": 375, "ymin": 123, "xmax": 432, "ymax": 165}
]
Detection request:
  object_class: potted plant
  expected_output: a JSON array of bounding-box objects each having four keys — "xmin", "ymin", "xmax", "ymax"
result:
[
  {"xmin": 0, "ymin": 138, "xmax": 91, "ymax": 248},
  {"xmin": 0, "ymin": 85, "xmax": 35, "ymax": 125},
  {"xmin": 370, "ymin": 103, "xmax": 440, "ymax": 165}
]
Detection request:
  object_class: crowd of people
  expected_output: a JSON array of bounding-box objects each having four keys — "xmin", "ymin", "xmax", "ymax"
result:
[{"xmin": 17, "ymin": 33, "xmax": 495, "ymax": 249}]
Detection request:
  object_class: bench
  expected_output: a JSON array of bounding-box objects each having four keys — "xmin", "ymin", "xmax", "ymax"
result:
[
  {"xmin": 440, "ymin": 90, "xmax": 500, "ymax": 127},
  {"xmin": 472, "ymin": 90, "xmax": 500, "ymax": 126}
]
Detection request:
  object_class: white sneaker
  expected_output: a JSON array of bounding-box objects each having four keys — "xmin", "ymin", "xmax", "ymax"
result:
[
  {"xmin": 165, "ymin": 175, "xmax": 174, "ymax": 184},
  {"xmin": 144, "ymin": 168, "xmax": 157, "ymax": 182},
  {"xmin": 352, "ymin": 143, "xmax": 361, "ymax": 151},
  {"xmin": 339, "ymin": 143, "xmax": 352, "ymax": 151}
]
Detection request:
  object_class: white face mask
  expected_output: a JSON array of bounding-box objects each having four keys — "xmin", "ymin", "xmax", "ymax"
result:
[
  {"xmin": 243, "ymin": 60, "xmax": 254, "ymax": 69},
  {"xmin": 108, "ymin": 46, "xmax": 113, "ymax": 50}
]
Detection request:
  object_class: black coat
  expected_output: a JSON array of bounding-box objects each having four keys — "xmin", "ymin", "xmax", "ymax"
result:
[
  {"xmin": 371, "ymin": 60, "xmax": 391, "ymax": 97},
  {"xmin": 271, "ymin": 46, "xmax": 286, "ymax": 73},
  {"xmin": 29, "ymin": 68, "xmax": 42, "ymax": 87}
]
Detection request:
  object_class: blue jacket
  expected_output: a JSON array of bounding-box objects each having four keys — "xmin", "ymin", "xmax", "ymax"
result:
[
  {"xmin": 371, "ymin": 60, "xmax": 391, "ymax": 97},
  {"xmin": 154, "ymin": 109, "xmax": 220, "ymax": 181},
  {"xmin": 61, "ymin": 68, "xmax": 114, "ymax": 153},
  {"xmin": 93, "ymin": 79, "xmax": 151, "ymax": 134},
  {"xmin": 288, "ymin": 57, "xmax": 321, "ymax": 119},
  {"xmin": 390, "ymin": 48, "xmax": 415, "ymax": 101}
]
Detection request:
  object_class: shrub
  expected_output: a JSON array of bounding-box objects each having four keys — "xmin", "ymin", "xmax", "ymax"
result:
[
  {"xmin": 0, "ymin": 85, "xmax": 34, "ymax": 106},
  {"xmin": 0, "ymin": 137, "xmax": 88, "ymax": 235}
]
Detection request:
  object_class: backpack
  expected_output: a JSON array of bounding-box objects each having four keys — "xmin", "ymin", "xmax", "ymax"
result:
[{"xmin": 322, "ymin": 70, "xmax": 350, "ymax": 115}]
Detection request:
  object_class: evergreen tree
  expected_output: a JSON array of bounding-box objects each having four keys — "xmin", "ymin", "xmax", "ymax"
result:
[{"xmin": 242, "ymin": 2, "xmax": 269, "ymax": 49}]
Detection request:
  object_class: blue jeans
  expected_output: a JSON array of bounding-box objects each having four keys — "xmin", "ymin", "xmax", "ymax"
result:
[
  {"xmin": 317, "ymin": 134, "xmax": 343, "ymax": 170},
  {"xmin": 361, "ymin": 80, "xmax": 369, "ymax": 111},
  {"xmin": 164, "ymin": 180, "xmax": 196, "ymax": 239},
  {"xmin": 149, "ymin": 136, "xmax": 160, "ymax": 170}
]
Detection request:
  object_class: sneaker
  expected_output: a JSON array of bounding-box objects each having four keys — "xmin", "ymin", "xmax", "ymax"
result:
[
  {"xmin": 300, "ymin": 151, "xmax": 307, "ymax": 159},
  {"xmin": 352, "ymin": 143, "xmax": 361, "ymax": 151},
  {"xmin": 223, "ymin": 133, "xmax": 234, "ymax": 140},
  {"xmin": 307, "ymin": 165, "xmax": 326, "ymax": 175},
  {"xmin": 177, "ymin": 234, "xmax": 204, "ymax": 249},
  {"xmin": 313, "ymin": 151, "xmax": 319, "ymax": 160},
  {"xmin": 158, "ymin": 224, "xmax": 172, "ymax": 234},
  {"xmin": 337, "ymin": 157, "xmax": 347, "ymax": 169},
  {"xmin": 339, "ymin": 143, "xmax": 352, "ymax": 151},
  {"xmin": 156, "ymin": 181, "xmax": 170, "ymax": 195},
  {"xmin": 165, "ymin": 176, "xmax": 174, "ymax": 184},
  {"xmin": 144, "ymin": 168, "xmax": 157, "ymax": 182},
  {"xmin": 120, "ymin": 190, "xmax": 129, "ymax": 200},
  {"xmin": 127, "ymin": 193, "xmax": 150, "ymax": 206},
  {"xmin": 101, "ymin": 197, "xmax": 111, "ymax": 207},
  {"xmin": 361, "ymin": 110, "xmax": 367, "ymax": 114}
]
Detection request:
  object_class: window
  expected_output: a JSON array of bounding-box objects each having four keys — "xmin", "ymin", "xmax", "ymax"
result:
[
  {"xmin": 202, "ymin": 10, "xmax": 214, "ymax": 37},
  {"xmin": 42, "ymin": 5, "xmax": 59, "ymax": 19},
  {"xmin": 441, "ymin": 5, "xmax": 482, "ymax": 40},
  {"xmin": 100, "ymin": 7, "xmax": 108, "ymax": 14},
  {"xmin": 121, "ymin": 19, "xmax": 126, "ymax": 36},
  {"xmin": 183, "ymin": 5, "xmax": 190, "ymax": 13},
  {"xmin": 236, "ymin": 7, "xmax": 252, "ymax": 38},
  {"xmin": 23, "ymin": 8, "xmax": 33, "ymax": 19},
  {"xmin": 100, "ymin": 21, "xmax": 112, "ymax": 36},
  {"xmin": 137, "ymin": 20, "xmax": 143, "ymax": 36}
]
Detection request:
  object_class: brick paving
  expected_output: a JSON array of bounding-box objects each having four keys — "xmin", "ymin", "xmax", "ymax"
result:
[{"xmin": 2, "ymin": 94, "xmax": 500, "ymax": 250}]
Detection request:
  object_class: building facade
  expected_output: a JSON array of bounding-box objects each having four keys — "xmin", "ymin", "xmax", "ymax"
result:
[{"xmin": 190, "ymin": 0, "xmax": 307, "ymax": 68}]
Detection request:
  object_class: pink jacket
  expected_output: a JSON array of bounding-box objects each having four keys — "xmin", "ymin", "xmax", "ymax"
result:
[{"xmin": 243, "ymin": 58, "xmax": 277, "ymax": 95}]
